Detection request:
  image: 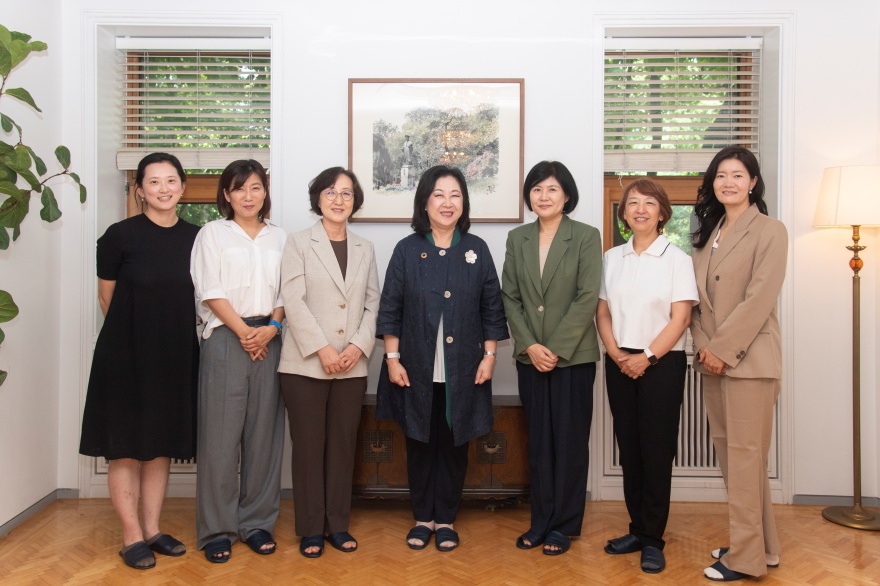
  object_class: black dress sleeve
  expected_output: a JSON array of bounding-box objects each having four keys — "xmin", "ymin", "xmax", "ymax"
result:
[{"xmin": 96, "ymin": 222, "xmax": 127, "ymax": 281}]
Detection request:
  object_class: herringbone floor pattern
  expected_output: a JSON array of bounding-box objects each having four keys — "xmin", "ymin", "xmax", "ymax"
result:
[{"xmin": 1, "ymin": 499, "xmax": 878, "ymax": 585}]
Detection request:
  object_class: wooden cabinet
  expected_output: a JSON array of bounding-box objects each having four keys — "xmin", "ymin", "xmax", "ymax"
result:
[{"xmin": 353, "ymin": 395, "xmax": 529, "ymax": 498}]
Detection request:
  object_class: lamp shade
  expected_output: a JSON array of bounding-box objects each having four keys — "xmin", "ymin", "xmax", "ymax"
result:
[{"xmin": 813, "ymin": 166, "xmax": 880, "ymax": 228}]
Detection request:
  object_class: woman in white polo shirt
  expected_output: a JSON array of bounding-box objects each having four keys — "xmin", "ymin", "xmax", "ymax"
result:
[
  {"xmin": 596, "ymin": 179, "xmax": 698, "ymax": 574},
  {"xmin": 191, "ymin": 159, "xmax": 286, "ymax": 563}
]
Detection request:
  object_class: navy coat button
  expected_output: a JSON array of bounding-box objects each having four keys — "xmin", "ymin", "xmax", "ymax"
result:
[
  {"xmin": 444, "ymin": 291, "xmax": 451, "ymax": 298},
  {"xmin": 439, "ymin": 250, "xmax": 446, "ymax": 256},
  {"xmin": 446, "ymin": 336, "xmax": 453, "ymax": 344}
]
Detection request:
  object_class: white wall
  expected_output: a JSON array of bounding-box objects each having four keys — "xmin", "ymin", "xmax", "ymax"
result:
[
  {"xmin": 2, "ymin": 0, "xmax": 879, "ymax": 526},
  {"xmin": 0, "ymin": 2, "xmax": 65, "ymax": 526}
]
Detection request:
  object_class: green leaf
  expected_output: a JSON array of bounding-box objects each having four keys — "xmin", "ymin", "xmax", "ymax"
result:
[
  {"xmin": 28, "ymin": 40, "xmax": 47, "ymax": 53},
  {"xmin": 24, "ymin": 146, "xmax": 46, "ymax": 176},
  {"xmin": 2, "ymin": 145, "xmax": 32, "ymax": 174},
  {"xmin": 0, "ymin": 327, "xmax": 4, "ymax": 345},
  {"xmin": 39, "ymin": 185, "xmax": 61, "ymax": 222},
  {"xmin": 0, "ymin": 44, "xmax": 10, "ymax": 78},
  {"xmin": 69, "ymin": 172, "xmax": 80, "ymax": 183},
  {"xmin": 9, "ymin": 39, "xmax": 33, "ymax": 70},
  {"xmin": 0, "ymin": 25, "xmax": 12, "ymax": 46},
  {"xmin": 16, "ymin": 167, "xmax": 41, "ymax": 191},
  {"xmin": 0, "ymin": 226, "xmax": 8, "ymax": 250},
  {"xmin": 55, "ymin": 145, "xmax": 71, "ymax": 169},
  {"xmin": 0, "ymin": 370, "xmax": 7, "ymax": 387},
  {"xmin": 0, "ymin": 113, "xmax": 11, "ymax": 133},
  {"xmin": 0, "ymin": 180, "xmax": 20, "ymax": 197},
  {"xmin": 0, "ymin": 163, "xmax": 14, "ymax": 183},
  {"xmin": 0, "ymin": 289, "xmax": 19, "ymax": 323},
  {"xmin": 0, "ymin": 187, "xmax": 29, "ymax": 231},
  {"xmin": 5, "ymin": 88, "xmax": 41, "ymax": 112},
  {"xmin": 11, "ymin": 31, "xmax": 32, "ymax": 43},
  {"xmin": 79, "ymin": 183, "xmax": 87, "ymax": 203}
]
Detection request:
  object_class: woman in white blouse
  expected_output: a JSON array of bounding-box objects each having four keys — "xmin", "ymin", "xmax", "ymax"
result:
[
  {"xmin": 596, "ymin": 179, "xmax": 698, "ymax": 574},
  {"xmin": 191, "ymin": 159, "xmax": 286, "ymax": 564}
]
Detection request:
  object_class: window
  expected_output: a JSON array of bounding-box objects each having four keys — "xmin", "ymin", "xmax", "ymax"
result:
[
  {"xmin": 603, "ymin": 38, "xmax": 762, "ymax": 252},
  {"xmin": 117, "ymin": 46, "xmax": 271, "ymax": 224}
]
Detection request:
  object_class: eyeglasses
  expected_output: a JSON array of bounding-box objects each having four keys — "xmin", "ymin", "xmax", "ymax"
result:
[{"xmin": 323, "ymin": 189, "xmax": 354, "ymax": 201}]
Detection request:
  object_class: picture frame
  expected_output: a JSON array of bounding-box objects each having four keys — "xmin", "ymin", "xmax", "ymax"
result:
[{"xmin": 348, "ymin": 78, "xmax": 524, "ymax": 223}]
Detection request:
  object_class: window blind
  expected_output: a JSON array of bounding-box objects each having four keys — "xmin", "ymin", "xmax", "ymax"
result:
[
  {"xmin": 117, "ymin": 50, "xmax": 271, "ymax": 171},
  {"xmin": 604, "ymin": 45, "xmax": 760, "ymax": 173}
]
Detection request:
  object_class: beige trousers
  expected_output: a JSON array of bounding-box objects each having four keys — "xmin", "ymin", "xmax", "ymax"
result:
[{"xmin": 703, "ymin": 375, "xmax": 781, "ymax": 577}]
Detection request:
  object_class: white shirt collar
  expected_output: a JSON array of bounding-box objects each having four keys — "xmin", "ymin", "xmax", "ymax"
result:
[{"xmin": 622, "ymin": 233, "xmax": 670, "ymax": 257}]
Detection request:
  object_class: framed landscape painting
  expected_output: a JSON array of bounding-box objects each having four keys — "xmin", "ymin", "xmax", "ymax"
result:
[{"xmin": 348, "ymin": 78, "xmax": 524, "ymax": 222}]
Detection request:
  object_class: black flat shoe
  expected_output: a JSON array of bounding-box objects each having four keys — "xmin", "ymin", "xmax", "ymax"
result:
[
  {"xmin": 326, "ymin": 531, "xmax": 358, "ymax": 552},
  {"xmin": 245, "ymin": 529, "xmax": 276, "ymax": 555},
  {"xmin": 604, "ymin": 533, "xmax": 642, "ymax": 554},
  {"xmin": 119, "ymin": 541, "xmax": 156, "ymax": 570},
  {"xmin": 300, "ymin": 535, "xmax": 324, "ymax": 558},
  {"xmin": 406, "ymin": 525, "xmax": 433, "ymax": 550},
  {"xmin": 204, "ymin": 538, "xmax": 231, "ymax": 563},
  {"xmin": 515, "ymin": 529, "xmax": 544, "ymax": 550},
  {"xmin": 641, "ymin": 545, "xmax": 666, "ymax": 573},
  {"xmin": 704, "ymin": 561, "xmax": 747, "ymax": 581},
  {"xmin": 712, "ymin": 547, "xmax": 779, "ymax": 568},
  {"xmin": 146, "ymin": 533, "xmax": 186, "ymax": 557},
  {"xmin": 542, "ymin": 531, "xmax": 570, "ymax": 556},
  {"xmin": 434, "ymin": 527, "xmax": 459, "ymax": 552}
]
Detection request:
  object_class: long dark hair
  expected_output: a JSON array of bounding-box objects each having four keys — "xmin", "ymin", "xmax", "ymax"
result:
[
  {"xmin": 692, "ymin": 146, "xmax": 767, "ymax": 249},
  {"xmin": 410, "ymin": 165, "xmax": 471, "ymax": 235}
]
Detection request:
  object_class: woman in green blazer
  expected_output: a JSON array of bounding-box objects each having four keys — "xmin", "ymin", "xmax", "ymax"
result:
[{"xmin": 501, "ymin": 161, "xmax": 602, "ymax": 556}]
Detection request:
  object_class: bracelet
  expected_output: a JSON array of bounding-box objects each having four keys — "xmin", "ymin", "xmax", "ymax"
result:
[
  {"xmin": 384, "ymin": 352, "xmax": 401, "ymax": 360},
  {"xmin": 269, "ymin": 319, "xmax": 282, "ymax": 332},
  {"xmin": 484, "ymin": 350, "xmax": 496, "ymax": 357}
]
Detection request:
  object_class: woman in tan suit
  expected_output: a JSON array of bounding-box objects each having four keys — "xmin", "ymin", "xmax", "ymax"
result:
[
  {"xmin": 279, "ymin": 167, "xmax": 380, "ymax": 558},
  {"xmin": 691, "ymin": 147, "xmax": 787, "ymax": 582}
]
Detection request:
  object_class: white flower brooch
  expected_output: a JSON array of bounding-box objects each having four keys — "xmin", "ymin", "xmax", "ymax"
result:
[{"xmin": 465, "ymin": 250, "xmax": 477, "ymax": 264}]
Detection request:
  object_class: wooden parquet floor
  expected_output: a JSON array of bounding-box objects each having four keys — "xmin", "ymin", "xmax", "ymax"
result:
[{"xmin": 0, "ymin": 498, "xmax": 878, "ymax": 585}]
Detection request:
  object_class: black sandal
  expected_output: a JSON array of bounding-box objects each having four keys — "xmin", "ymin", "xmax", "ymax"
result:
[
  {"xmin": 146, "ymin": 533, "xmax": 186, "ymax": 557},
  {"xmin": 119, "ymin": 541, "xmax": 156, "ymax": 570},
  {"xmin": 434, "ymin": 527, "xmax": 459, "ymax": 552},
  {"xmin": 204, "ymin": 538, "xmax": 231, "ymax": 563},
  {"xmin": 300, "ymin": 535, "xmax": 324, "ymax": 558},
  {"xmin": 516, "ymin": 529, "xmax": 544, "ymax": 550},
  {"xmin": 406, "ymin": 525, "xmax": 433, "ymax": 550},
  {"xmin": 245, "ymin": 529, "xmax": 276, "ymax": 555},
  {"xmin": 326, "ymin": 531, "xmax": 358, "ymax": 552},
  {"xmin": 543, "ymin": 531, "xmax": 570, "ymax": 556}
]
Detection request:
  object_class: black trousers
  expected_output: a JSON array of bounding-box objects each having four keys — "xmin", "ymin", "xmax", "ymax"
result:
[
  {"xmin": 517, "ymin": 361, "xmax": 595, "ymax": 538},
  {"xmin": 605, "ymin": 350, "xmax": 686, "ymax": 550},
  {"xmin": 405, "ymin": 382, "xmax": 469, "ymax": 525}
]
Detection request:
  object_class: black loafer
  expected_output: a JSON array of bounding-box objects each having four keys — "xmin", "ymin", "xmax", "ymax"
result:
[
  {"xmin": 604, "ymin": 533, "xmax": 642, "ymax": 554},
  {"xmin": 641, "ymin": 545, "xmax": 666, "ymax": 573}
]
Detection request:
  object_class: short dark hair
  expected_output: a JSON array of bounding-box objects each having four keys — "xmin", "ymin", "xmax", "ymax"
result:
[
  {"xmin": 410, "ymin": 165, "xmax": 471, "ymax": 235},
  {"xmin": 618, "ymin": 178, "xmax": 674, "ymax": 233},
  {"xmin": 692, "ymin": 146, "xmax": 767, "ymax": 249},
  {"xmin": 216, "ymin": 159, "xmax": 271, "ymax": 221},
  {"xmin": 523, "ymin": 161, "xmax": 579, "ymax": 213},
  {"xmin": 307, "ymin": 167, "xmax": 365, "ymax": 216}
]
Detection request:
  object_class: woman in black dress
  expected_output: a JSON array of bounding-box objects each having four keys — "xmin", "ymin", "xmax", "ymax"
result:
[{"xmin": 80, "ymin": 153, "xmax": 200, "ymax": 570}]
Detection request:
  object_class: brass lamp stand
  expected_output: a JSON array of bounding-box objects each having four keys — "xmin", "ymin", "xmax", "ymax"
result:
[
  {"xmin": 814, "ymin": 165, "xmax": 880, "ymax": 531},
  {"xmin": 820, "ymin": 225, "xmax": 880, "ymax": 530}
]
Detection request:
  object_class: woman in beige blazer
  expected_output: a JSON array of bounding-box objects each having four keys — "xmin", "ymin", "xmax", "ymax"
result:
[
  {"xmin": 691, "ymin": 147, "xmax": 787, "ymax": 582},
  {"xmin": 278, "ymin": 167, "xmax": 380, "ymax": 558}
]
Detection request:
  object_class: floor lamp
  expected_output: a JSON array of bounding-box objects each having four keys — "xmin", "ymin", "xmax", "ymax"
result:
[{"xmin": 813, "ymin": 165, "xmax": 880, "ymax": 530}]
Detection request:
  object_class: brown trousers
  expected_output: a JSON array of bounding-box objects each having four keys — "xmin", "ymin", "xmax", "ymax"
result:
[
  {"xmin": 703, "ymin": 375, "xmax": 781, "ymax": 577},
  {"xmin": 279, "ymin": 374, "xmax": 366, "ymax": 537}
]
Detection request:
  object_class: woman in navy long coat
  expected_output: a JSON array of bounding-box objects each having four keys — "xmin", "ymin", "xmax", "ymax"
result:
[{"xmin": 376, "ymin": 165, "xmax": 508, "ymax": 552}]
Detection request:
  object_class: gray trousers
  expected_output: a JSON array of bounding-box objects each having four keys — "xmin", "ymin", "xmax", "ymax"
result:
[{"xmin": 196, "ymin": 325, "xmax": 284, "ymax": 549}]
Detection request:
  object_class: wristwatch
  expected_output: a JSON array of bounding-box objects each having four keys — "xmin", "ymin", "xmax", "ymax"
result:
[
  {"xmin": 644, "ymin": 348, "xmax": 659, "ymax": 366},
  {"xmin": 384, "ymin": 352, "xmax": 401, "ymax": 360}
]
